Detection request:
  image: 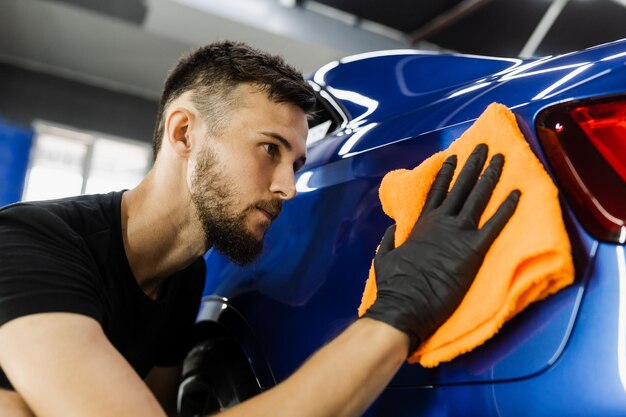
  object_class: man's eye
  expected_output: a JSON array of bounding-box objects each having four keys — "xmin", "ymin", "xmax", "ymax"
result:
[{"xmin": 263, "ymin": 143, "xmax": 278, "ymax": 156}]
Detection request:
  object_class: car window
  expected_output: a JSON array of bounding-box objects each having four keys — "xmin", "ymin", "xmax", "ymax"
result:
[{"xmin": 307, "ymin": 89, "xmax": 347, "ymax": 146}]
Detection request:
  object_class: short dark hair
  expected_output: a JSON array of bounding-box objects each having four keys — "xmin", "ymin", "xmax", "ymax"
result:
[{"xmin": 152, "ymin": 40, "xmax": 316, "ymax": 160}]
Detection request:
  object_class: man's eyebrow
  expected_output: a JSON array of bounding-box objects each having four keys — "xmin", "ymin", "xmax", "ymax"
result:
[
  {"xmin": 260, "ymin": 131, "xmax": 307, "ymax": 167},
  {"xmin": 261, "ymin": 131, "xmax": 293, "ymax": 150}
]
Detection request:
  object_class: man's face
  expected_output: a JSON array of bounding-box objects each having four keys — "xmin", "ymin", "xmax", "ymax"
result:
[{"xmin": 189, "ymin": 85, "xmax": 308, "ymax": 265}]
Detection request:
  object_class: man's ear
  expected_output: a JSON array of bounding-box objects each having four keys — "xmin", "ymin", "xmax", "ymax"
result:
[{"xmin": 164, "ymin": 107, "xmax": 197, "ymax": 158}]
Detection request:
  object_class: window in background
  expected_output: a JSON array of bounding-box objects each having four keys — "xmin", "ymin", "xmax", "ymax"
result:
[{"xmin": 23, "ymin": 123, "xmax": 151, "ymax": 201}]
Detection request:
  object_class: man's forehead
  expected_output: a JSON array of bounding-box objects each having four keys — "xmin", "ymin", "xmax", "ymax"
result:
[
  {"xmin": 175, "ymin": 84, "xmax": 309, "ymax": 152},
  {"xmin": 237, "ymin": 87, "xmax": 308, "ymax": 144}
]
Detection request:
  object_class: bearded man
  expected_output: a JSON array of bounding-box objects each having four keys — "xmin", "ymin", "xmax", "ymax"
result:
[{"xmin": 0, "ymin": 41, "xmax": 519, "ymax": 417}]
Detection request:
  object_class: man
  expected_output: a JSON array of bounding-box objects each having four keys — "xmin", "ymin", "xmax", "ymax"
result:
[{"xmin": 0, "ymin": 41, "xmax": 519, "ymax": 417}]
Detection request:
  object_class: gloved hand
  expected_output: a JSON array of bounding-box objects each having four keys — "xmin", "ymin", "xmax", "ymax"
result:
[{"xmin": 363, "ymin": 143, "xmax": 521, "ymax": 353}]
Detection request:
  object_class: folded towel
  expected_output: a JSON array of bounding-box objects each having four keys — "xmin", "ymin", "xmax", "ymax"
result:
[{"xmin": 358, "ymin": 103, "xmax": 575, "ymax": 367}]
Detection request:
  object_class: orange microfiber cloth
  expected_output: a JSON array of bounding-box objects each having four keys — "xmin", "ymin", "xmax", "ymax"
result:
[{"xmin": 358, "ymin": 103, "xmax": 575, "ymax": 367}]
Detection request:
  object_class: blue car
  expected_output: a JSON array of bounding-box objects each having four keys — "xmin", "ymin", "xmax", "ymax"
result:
[{"xmin": 178, "ymin": 39, "xmax": 626, "ymax": 416}]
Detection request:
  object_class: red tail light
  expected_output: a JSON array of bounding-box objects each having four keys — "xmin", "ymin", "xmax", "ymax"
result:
[{"xmin": 536, "ymin": 96, "xmax": 626, "ymax": 244}]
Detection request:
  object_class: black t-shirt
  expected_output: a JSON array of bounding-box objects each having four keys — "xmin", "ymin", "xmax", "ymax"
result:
[{"xmin": 0, "ymin": 191, "xmax": 206, "ymax": 389}]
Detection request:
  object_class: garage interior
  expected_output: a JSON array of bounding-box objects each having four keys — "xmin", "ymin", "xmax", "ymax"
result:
[{"xmin": 1, "ymin": 1, "xmax": 626, "ymax": 416}]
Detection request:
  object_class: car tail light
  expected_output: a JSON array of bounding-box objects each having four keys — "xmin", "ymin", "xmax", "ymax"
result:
[{"xmin": 536, "ymin": 96, "xmax": 626, "ymax": 244}]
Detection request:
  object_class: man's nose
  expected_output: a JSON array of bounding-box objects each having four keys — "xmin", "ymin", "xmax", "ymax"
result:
[{"xmin": 270, "ymin": 165, "xmax": 297, "ymax": 200}]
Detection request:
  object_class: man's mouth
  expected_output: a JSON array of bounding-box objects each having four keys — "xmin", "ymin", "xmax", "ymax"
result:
[
  {"xmin": 256, "ymin": 207, "xmax": 276, "ymax": 221},
  {"xmin": 255, "ymin": 201, "xmax": 282, "ymax": 222}
]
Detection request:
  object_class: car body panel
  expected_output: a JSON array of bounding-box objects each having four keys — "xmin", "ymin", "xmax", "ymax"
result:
[{"xmin": 201, "ymin": 39, "xmax": 626, "ymax": 413}]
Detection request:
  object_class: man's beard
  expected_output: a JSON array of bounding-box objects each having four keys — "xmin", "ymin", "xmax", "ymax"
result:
[{"xmin": 190, "ymin": 147, "xmax": 281, "ymax": 265}]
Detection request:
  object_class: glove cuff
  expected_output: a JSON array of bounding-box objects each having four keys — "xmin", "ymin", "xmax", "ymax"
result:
[{"xmin": 361, "ymin": 309, "xmax": 422, "ymax": 355}]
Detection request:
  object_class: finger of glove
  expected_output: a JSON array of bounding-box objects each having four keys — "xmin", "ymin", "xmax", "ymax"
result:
[
  {"xmin": 420, "ymin": 155, "xmax": 457, "ymax": 218},
  {"xmin": 458, "ymin": 153, "xmax": 504, "ymax": 227},
  {"xmin": 441, "ymin": 143, "xmax": 489, "ymax": 215},
  {"xmin": 477, "ymin": 189, "xmax": 521, "ymax": 251},
  {"xmin": 377, "ymin": 224, "xmax": 397, "ymax": 256}
]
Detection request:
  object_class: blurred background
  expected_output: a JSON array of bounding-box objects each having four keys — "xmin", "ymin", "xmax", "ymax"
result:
[{"xmin": 1, "ymin": 0, "xmax": 626, "ymax": 204}]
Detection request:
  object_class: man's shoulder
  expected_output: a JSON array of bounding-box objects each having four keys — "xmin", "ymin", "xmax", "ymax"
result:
[{"xmin": 0, "ymin": 199, "xmax": 77, "ymax": 240}]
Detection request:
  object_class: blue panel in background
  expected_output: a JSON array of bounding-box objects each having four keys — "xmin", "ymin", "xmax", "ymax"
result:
[{"xmin": 0, "ymin": 119, "xmax": 33, "ymax": 206}]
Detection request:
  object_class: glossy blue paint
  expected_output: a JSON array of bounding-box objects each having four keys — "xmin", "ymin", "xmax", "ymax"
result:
[{"xmin": 201, "ymin": 39, "xmax": 626, "ymax": 414}]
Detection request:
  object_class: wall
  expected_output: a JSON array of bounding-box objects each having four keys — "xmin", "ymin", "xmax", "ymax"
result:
[{"xmin": 0, "ymin": 62, "xmax": 159, "ymax": 143}]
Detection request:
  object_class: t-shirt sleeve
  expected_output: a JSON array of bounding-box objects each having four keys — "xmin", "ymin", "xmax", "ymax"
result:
[
  {"xmin": 0, "ymin": 204, "xmax": 104, "ymax": 327},
  {"xmin": 154, "ymin": 258, "xmax": 206, "ymax": 367}
]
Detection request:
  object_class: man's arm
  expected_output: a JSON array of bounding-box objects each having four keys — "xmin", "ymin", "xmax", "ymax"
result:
[
  {"xmin": 0, "ymin": 312, "xmax": 405, "ymax": 417},
  {"xmin": 0, "ymin": 367, "xmax": 176, "ymax": 417},
  {"xmin": 0, "ymin": 312, "xmax": 168, "ymax": 417},
  {"xmin": 219, "ymin": 318, "xmax": 408, "ymax": 417},
  {"xmin": 0, "ymin": 388, "xmax": 35, "ymax": 417}
]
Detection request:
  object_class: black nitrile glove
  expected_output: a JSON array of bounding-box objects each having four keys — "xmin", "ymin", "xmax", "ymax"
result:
[{"xmin": 363, "ymin": 143, "xmax": 521, "ymax": 353}]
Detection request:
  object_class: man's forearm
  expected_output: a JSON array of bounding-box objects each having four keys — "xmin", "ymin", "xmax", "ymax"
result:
[
  {"xmin": 0, "ymin": 388, "xmax": 36, "ymax": 417},
  {"xmin": 218, "ymin": 318, "xmax": 409, "ymax": 417}
]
